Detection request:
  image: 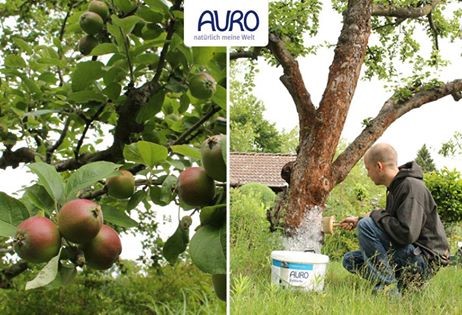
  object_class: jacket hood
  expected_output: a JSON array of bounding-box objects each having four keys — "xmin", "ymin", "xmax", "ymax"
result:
[{"xmin": 395, "ymin": 161, "xmax": 424, "ymax": 180}]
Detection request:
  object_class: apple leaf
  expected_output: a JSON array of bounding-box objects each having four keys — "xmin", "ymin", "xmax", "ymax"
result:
[
  {"xmin": 21, "ymin": 184, "xmax": 55, "ymax": 215},
  {"xmin": 127, "ymin": 190, "xmax": 147, "ymax": 211},
  {"xmin": 212, "ymin": 85, "xmax": 226, "ymax": 110},
  {"xmin": 0, "ymin": 221, "xmax": 16, "ymax": 237},
  {"xmin": 136, "ymin": 90, "xmax": 165, "ymax": 123},
  {"xmin": 102, "ymin": 205, "xmax": 138, "ymax": 228},
  {"xmin": 0, "ymin": 192, "xmax": 31, "ymax": 235},
  {"xmin": 28, "ymin": 162, "xmax": 65, "ymax": 204},
  {"xmin": 71, "ymin": 61, "xmax": 104, "ymax": 92},
  {"xmin": 69, "ymin": 90, "xmax": 107, "ymax": 103},
  {"xmin": 199, "ymin": 204, "xmax": 226, "ymax": 227},
  {"xmin": 64, "ymin": 161, "xmax": 120, "ymax": 201},
  {"xmin": 47, "ymin": 263, "xmax": 77, "ymax": 288},
  {"xmin": 90, "ymin": 43, "xmax": 118, "ymax": 56},
  {"xmin": 189, "ymin": 225, "xmax": 226, "ymax": 274},
  {"xmin": 112, "ymin": 15, "xmax": 143, "ymax": 35},
  {"xmin": 137, "ymin": 141, "xmax": 168, "ymax": 168},
  {"xmin": 163, "ymin": 223, "xmax": 189, "ymax": 264},
  {"xmin": 25, "ymin": 249, "xmax": 61, "ymax": 290},
  {"xmin": 170, "ymin": 144, "xmax": 201, "ymax": 160}
]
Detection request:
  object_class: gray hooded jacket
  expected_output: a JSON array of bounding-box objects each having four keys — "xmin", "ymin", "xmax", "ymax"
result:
[{"xmin": 370, "ymin": 161, "xmax": 449, "ymax": 260}]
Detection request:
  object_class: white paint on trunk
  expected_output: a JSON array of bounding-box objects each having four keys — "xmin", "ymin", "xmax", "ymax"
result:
[{"xmin": 282, "ymin": 206, "xmax": 323, "ymax": 253}]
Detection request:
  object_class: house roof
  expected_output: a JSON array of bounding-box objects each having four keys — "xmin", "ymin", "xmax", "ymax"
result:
[{"xmin": 230, "ymin": 152, "xmax": 296, "ymax": 188}]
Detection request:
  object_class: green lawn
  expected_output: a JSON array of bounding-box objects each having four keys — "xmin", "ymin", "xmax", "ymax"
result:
[{"xmin": 231, "ymin": 261, "xmax": 462, "ymax": 314}]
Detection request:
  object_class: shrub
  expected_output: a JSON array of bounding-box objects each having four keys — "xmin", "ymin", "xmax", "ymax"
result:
[
  {"xmin": 237, "ymin": 183, "xmax": 276, "ymax": 210},
  {"xmin": 424, "ymin": 168, "xmax": 462, "ymax": 223},
  {"xmin": 230, "ymin": 189, "xmax": 281, "ymax": 276},
  {"xmin": 0, "ymin": 262, "xmax": 225, "ymax": 315}
]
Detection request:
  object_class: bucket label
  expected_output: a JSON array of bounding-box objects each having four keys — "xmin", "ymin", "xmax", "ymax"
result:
[
  {"xmin": 271, "ymin": 259, "xmax": 326, "ymax": 289},
  {"xmin": 272, "ymin": 259, "xmax": 314, "ymax": 270}
]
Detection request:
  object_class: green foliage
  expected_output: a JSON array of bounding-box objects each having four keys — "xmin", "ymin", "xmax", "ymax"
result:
[
  {"xmin": 439, "ymin": 131, "xmax": 462, "ymax": 157},
  {"xmin": 0, "ymin": 262, "xmax": 225, "ymax": 314},
  {"xmin": 230, "ymin": 188, "xmax": 282, "ymax": 277},
  {"xmin": 230, "ymin": 64, "xmax": 299, "ymax": 153},
  {"xmin": 323, "ymin": 159, "xmax": 386, "ymax": 259},
  {"xmin": 237, "ymin": 183, "xmax": 277, "ymax": 212},
  {"xmin": 424, "ymin": 168, "xmax": 462, "ymax": 223},
  {"xmin": 267, "ymin": 0, "xmax": 322, "ymax": 61},
  {"xmin": 189, "ymin": 225, "xmax": 226, "ymax": 274},
  {"xmin": 415, "ymin": 144, "xmax": 436, "ymax": 173},
  {"xmin": 326, "ymin": 160, "xmax": 385, "ymax": 218}
]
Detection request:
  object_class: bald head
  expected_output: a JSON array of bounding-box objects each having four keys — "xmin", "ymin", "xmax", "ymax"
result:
[{"xmin": 364, "ymin": 143, "xmax": 398, "ymax": 168}]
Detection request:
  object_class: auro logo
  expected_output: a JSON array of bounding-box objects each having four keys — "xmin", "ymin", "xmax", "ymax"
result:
[
  {"xmin": 184, "ymin": 0, "xmax": 268, "ymax": 47},
  {"xmin": 197, "ymin": 10, "xmax": 260, "ymax": 32},
  {"xmin": 289, "ymin": 271, "xmax": 310, "ymax": 279}
]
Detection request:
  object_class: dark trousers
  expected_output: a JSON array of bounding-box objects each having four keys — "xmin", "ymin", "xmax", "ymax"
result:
[{"xmin": 342, "ymin": 217, "xmax": 432, "ymax": 290}]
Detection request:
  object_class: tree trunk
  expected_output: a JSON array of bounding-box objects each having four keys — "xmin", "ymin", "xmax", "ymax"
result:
[{"xmin": 284, "ymin": 0, "xmax": 373, "ymax": 231}]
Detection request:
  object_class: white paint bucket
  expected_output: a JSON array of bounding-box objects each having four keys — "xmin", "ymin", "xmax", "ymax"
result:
[{"xmin": 271, "ymin": 250, "xmax": 329, "ymax": 291}]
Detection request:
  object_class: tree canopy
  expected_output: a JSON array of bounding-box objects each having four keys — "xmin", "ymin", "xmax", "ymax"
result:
[{"xmin": 0, "ymin": 0, "xmax": 226, "ymax": 299}]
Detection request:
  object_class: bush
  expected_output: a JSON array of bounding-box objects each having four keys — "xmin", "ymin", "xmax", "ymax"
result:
[
  {"xmin": 0, "ymin": 262, "xmax": 225, "ymax": 315},
  {"xmin": 424, "ymin": 168, "xmax": 462, "ymax": 223},
  {"xmin": 237, "ymin": 183, "xmax": 276, "ymax": 214},
  {"xmin": 230, "ymin": 189, "xmax": 281, "ymax": 277},
  {"xmin": 323, "ymin": 162, "xmax": 385, "ymax": 260}
]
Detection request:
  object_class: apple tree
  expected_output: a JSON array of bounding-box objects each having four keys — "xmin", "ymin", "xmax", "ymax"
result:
[
  {"xmin": 231, "ymin": 0, "xmax": 462, "ymax": 242},
  {"xmin": 0, "ymin": 0, "xmax": 226, "ymax": 299}
]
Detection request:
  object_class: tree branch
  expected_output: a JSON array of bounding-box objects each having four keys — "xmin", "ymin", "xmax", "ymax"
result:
[
  {"xmin": 74, "ymin": 105, "xmax": 105, "ymax": 161},
  {"xmin": 314, "ymin": 0, "xmax": 372, "ymax": 166},
  {"xmin": 57, "ymin": 1, "xmax": 82, "ymax": 86},
  {"xmin": 169, "ymin": 104, "xmax": 221, "ymax": 146},
  {"xmin": 0, "ymin": 261, "xmax": 28, "ymax": 289},
  {"xmin": 229, "ymin": 47, "xmax": 263, "ymax": 60},
  {"xmin": 46, "ymin": 116, "xmax": 72, "ymax": 163},
  {"xmin": 150, "ymin": 0, "xmax": 182, "ymax": 88},
  {"xmin": 372, "ymin": 0, "xmax": 440, "ymax": 18},
  {"xmin": 0, "ymin": 147, "xmax": 35, "ymax": 169},
  {"xmin": 332, "ymin": 79, "xmax": 462, "ymax": 184},
  {"xmin": 267, "ymin": 33, "xmax": 316, "ymax": 138},
  {"xmin": 427, "ymin": 13, "xmax": 439, "ymax": 50}
]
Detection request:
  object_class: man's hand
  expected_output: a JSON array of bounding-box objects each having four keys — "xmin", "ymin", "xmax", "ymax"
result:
[
  {"xmin": 339, "ymin": 216, "xmax": 359, "ymax": 231},
  {"xmin": 339, "ymin": 212, "xmax": 371, "ymax": 231}
]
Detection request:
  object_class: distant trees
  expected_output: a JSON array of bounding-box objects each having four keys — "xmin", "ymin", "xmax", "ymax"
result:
[
  {"xmin": 416, "ymin": 144, "xmax": 436, "ymax": 172},
  {"xmin": 230, "ymin": 79, "xmax": 298, "ymax": 153}
]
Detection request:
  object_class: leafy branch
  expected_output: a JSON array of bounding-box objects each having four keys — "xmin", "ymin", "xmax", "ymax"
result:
[
  {"xmin": 169, "ymin": 103, "xmax": 221, "ymax": 146},
  {"xmin": 47, "ymin": 116, "xmax": 72, "ymax": 163},
  {"xmin": 74, "ymin": 105, "xmax": 106, "ymax": 161}
]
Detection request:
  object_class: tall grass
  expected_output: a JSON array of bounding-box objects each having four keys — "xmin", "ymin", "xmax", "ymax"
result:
[
  {"xmin": 231, "ymin": 188, "xmax": 462, "ymax": 315},
  {"xmin": 232, "ymin": 261, "xmax": 462, "ymax": 314}
]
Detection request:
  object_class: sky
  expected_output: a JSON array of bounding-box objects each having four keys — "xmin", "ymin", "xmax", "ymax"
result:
[{"xmin": 253, "ymin": 4, "xmax": 462, "ymax": 170}]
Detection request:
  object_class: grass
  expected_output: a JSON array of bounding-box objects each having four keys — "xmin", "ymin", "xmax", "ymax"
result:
[{"xmin": 231, "ymin": 261, "xmax": 462, "ymax": 314}]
